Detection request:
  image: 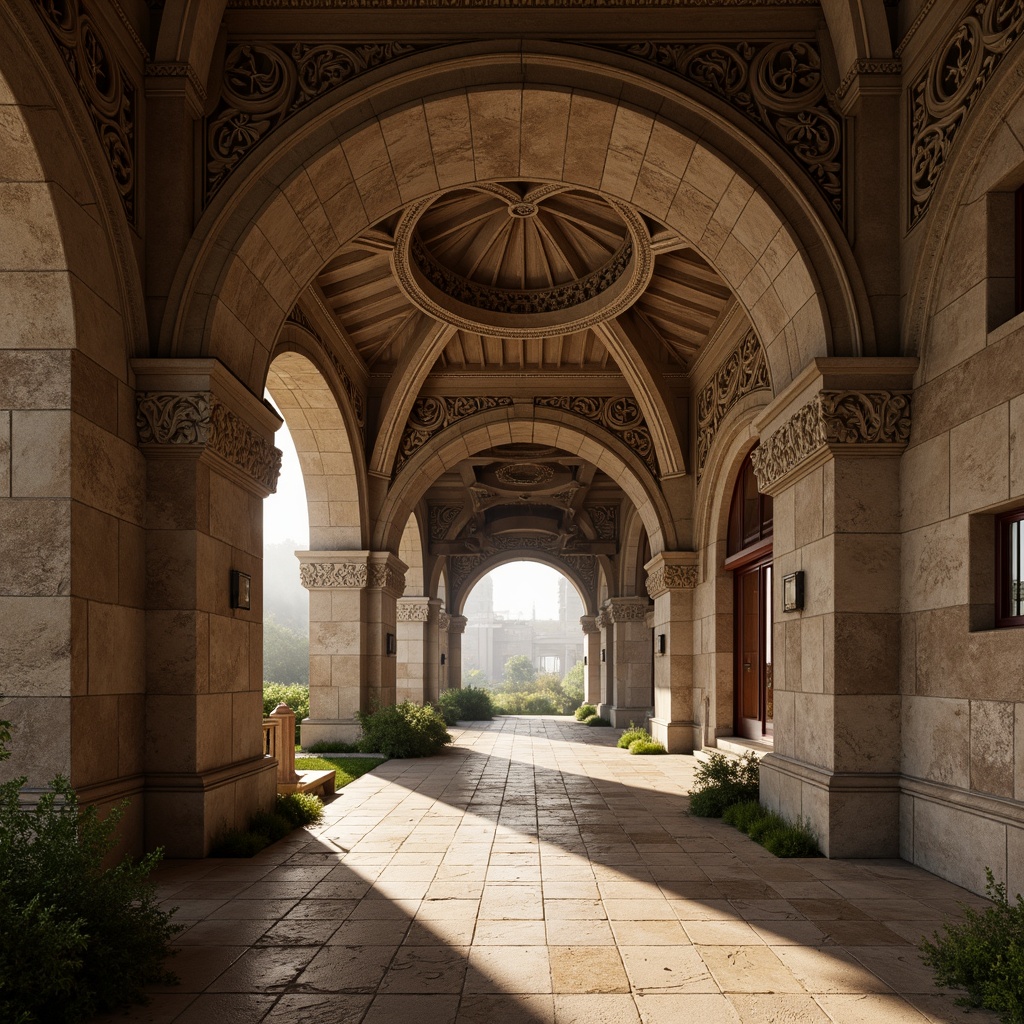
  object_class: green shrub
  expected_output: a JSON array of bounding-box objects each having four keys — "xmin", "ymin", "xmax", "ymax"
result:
[
  {"xmin": 746, "ymin": 810, "xmax": 788, "ymax": 843},
  {"xmin": 0, "ymin": 719, "xmax": 179, "ymax": 1024},
  {"xmin": 618, "ymin": 724, "xmax": 650, "ymax": 749},
  {"xmin": 276, "ymin": 792, "xmax": 324, "ymax": 829},
  {"xmin": 921, "ymin": 869, "xmax": 1024, "ymax": 1024},
  {"xmin": 628, "ymin": 739, "xmax": 667, "ymax": 755},
  {"xmin": 493, "ymin": 691, "xmax": 561, "ymax": 715},
  {"xmin": 586, "ymin": 715, "xmax": 611, "ymax": 727},
  {"xmin": 575, "ymin": 703, "xmax": 597, "ymax": 721},
  {"xmin": 687, "ymin": 751, "xmax": 760, "ymax": 817},
  {"xmin": 722, "ymin": 800, "xmax": 766, "ymax": 834},
  {"xmin": 435, "ymin": 687, "xmax": 495, "ymax": 724},
  {"xmin": 263, "ymin": 682, "xmax": 310, "ymax": 744},
  {"xmin": 760, "ymin": 819, "xmax": 820, "ymax": 858},
  {"xmin": 302, "ymin": 739, "xmax": 360, "ymax": 754},
  {"xmin": 357, "ymin": 702, "xmax": 452, "ymax": 758}
]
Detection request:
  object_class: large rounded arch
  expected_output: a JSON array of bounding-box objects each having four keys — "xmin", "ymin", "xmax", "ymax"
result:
[
  {"xmin": 162, "ymin": 49, "xmax": 871, "ymax": 395},
  {"xmin": 455, "ymin": 554, "xmax": 598, "ymax": 618}
]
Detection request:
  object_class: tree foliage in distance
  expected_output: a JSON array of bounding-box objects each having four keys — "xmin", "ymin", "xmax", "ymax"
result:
[
  {"xmin": 502, "ymin": 654, "xmax": 537, "ymax": 691},
  {"xmin": 263, "ymin": 682, "xmax": 310, "ymax": 743},
  {"xmin": 263, "ymin": 614, "xmax": 309, "ymax": 686},
  {"xmin": 462, "ymin": 668, "xmax": 488, "ymax": 689}
]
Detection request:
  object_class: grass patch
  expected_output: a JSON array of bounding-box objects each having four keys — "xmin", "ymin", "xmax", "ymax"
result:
[
  {"xmin": 721, "ymin": 800, "xmax": 820, "ymax": 857},
  {"xmin": 301, "ymin": 739, "xmax": 361, "ymax": 754},
  {"xmin": 628, "ymin": 739, "xmax": 667, "ymax": 755},
  {"xmin": 296, "ymin": 756, "xmax": 387, "ymax": 787}
]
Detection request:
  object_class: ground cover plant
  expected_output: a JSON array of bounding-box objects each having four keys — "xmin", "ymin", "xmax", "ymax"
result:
[
  {"xmin": 628, "ymin": 738, "xmax": 667, "ymax": 755},
  {"xmin": 585, "ymin": 715, "xmax": 611, "ymax": 727},
  {"xmin": 617, "ymin": 724, "xmax": 650, "ymax": 748},
  {"xmin": 0, "ymin": 717, "xmax": 179, "ymax": 1024},
  {"xmin": 920, "ymin": 869, "xmax": 1024, "ymax": 1024},
  {"xmin": 721, "ymin": 801, "xmax": 819, "ymax": 857},
  {"xmin": 435, "ymin": 686, "xmax": 495, "ymax": 724},
  {"xmin": 357, "ymin": 701, "xmax": 451, "ymax": 758},
  {"xmin": 301, "ymin": 739, "xmax": 360, "ymax": 754},
  {"xmin": 211, "ymin": 792, "xmax": 324, "ymax": 858},
  {"xmin": 687, "ymin": 751, "xmax": 760, "ymax": 817},
  {"xmin": 263, "ymin": 682, "xmax": 309, "ymax": 743},
  {"xmin": 575, "ymin": 703, "xmax": 597, "ymax": 721},
  {"xmin": 295, "ymin": 755, "xmax": 388, "ymax": 787}
]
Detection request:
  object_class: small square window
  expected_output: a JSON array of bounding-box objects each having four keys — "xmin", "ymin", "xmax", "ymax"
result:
[{"xmin": 995, "ymin": 508, "xmax": 1024, "ymax": 628}]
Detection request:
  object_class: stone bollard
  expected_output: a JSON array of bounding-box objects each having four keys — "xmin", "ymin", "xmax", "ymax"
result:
[{"xmin": 270, "ymin": 703, "xmax": 299, "ymax": 785}]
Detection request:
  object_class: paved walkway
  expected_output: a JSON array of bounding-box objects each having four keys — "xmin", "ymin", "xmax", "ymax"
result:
[{"xmin": 99, "ymin": 718, "xmax": 997, "ymax": 1024}]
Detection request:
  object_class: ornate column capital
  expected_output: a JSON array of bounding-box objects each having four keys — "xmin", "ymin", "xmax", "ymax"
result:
[
  {"xmin": 367, "ymin": 552, "xmax": 407, "ymax": 598},
  {"xmin": 603, "ymin": 597, "xmax": 651, "ymax": 624},
  {"xmin": 397, "ymin": 597, "xmax": 431, "ymax": 622},
  {"xmin": 296, "ymin": 550, "xmax": 407, "ymax": 595},
  {"xmin": 579, "ymin": 615, "xmax": 600, "ymax": 635},
  {"xmin": 132, "ymin": 359, "xmax": 283, "ymax": 497},
  {"xmin": 644, "ymin": 552, "xmax": 699, "ymax": 599},
  {"xmin": 438, "ymin": 611, "xmax": 452, "ymax": 633},
  {"xmin": 447, "ymin": 615, "xmax": 468, "ymax": 636}
]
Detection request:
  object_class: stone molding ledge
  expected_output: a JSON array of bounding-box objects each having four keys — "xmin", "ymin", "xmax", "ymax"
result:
[
  {"xmin": 759, "ymin": 752, "xmax": 902, "ymax": 794},
  {"xmin": 296, "ymin": 550, "xmax": 407, "ymax": 596},
  {"xmin": 644, "ymin": 552, "xmax": 698, "ymax": 598},
  {"xmin": 901, "ymin": 773, "xmax": 1024, "ymax": 830}
]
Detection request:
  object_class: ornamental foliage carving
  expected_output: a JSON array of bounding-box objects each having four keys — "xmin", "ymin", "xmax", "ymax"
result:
[
  {"xmin": 429, "ymin": 505, "xmax": 462, "ymax": 542},
  {"xmin": 909, "ymin": 0, "xmax": 1024, "ymax": 228},
  {"xmin": 286, "ymin": 307, "xmax": 365, "ymax": 428},
  {"xmin": 369, "ymin": 563, "xmax": 406, "ymax": 594},
  {"xmin": 563, "ymin": 554, "xmax": 598, "ymax": 591},
  {"xmin": 136, "ymin": 393, "xmax": 283, "ymax": 492},
  {"xmin": 587, "ymin": 505, "xmax": 618, "ymax": 541},
  {"xmin": 31, "ymin": 0, "xmax": 137, "ymax": 223},
  {"xmin": 397, "ymin": 601, "xmax": 431, "ymax": 622},
  {"xmin": 203, "ymin": 41, "xmax": 434, "ymax": 204},
  {"xmin": 696, "ymin": 330, "xmax": 772, "ymax": 482},
  {"xmin": 606, "ymin": 600, "xmax": 650, "ymax": 623},
  {"xmin": 646, "ymin": 564, "xmax": 698, "ymax": 598},
  {"xmin": 606, "ymin": 39, "xmax": 843, "ymax": 218},
  {"xmin": 751, "ymin": 390, "xmax": 912, "ymax": 491},
  {"xmin": 396, "ymin": 396, "xmax": 514, "ymax": 474},
  {"xmin": 300, "ymin": 562, "xmax": 368, "ymax": 588},
  {"xmin": 535, "ymin": 396, "xmax": 657, "ymax": 473}
]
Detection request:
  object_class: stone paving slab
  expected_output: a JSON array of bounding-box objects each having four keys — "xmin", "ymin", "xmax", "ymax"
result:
[{"xmin": 94, "ymin": 717, "xmax": 1000, "ymax": 1024}]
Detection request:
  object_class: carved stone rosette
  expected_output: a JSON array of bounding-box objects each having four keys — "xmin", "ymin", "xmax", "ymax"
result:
[
  {"xmin": 136, "ymin": 392, "xmax": 283, "ymax": 493},
  {"xmin": 299, "ymin": 562, "xmax": 368, "ymax": 588},
  {"xmin": 395, "ymin": 396, "xmax": 514, "ymax": 474},
  {"xmin": 909, "ymin": 0, "xmax": 1024, "ymax": 227},
  {"xmin": 752, "ymin": 390, "xmax": 912, "ymax": 493},
  {"xmin": 646, "ymin": 564, "xmax": 698, "ymax": 599},
  {"xmin": 696, "ymin": 329, "xmax": 772, "ymax": 481},
  {"xmin": 397, "ymin": 598, "xmax": 431, "ymax": 622},
  {"xmin": 535, "ymin": 396, "xmax": 657, "ymax": 473}
]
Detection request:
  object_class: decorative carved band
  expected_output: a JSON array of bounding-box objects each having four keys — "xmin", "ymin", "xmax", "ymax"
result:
[
  {"xmin": 438, "ymin": 611, "xmax": 451, "ymax": 631},
  {"xmin": 605, "ymin": 599, "xmax": 650, "ymax": 623},
  {"xmin": 300, "ymin": 562, "xmax": 368, "ymax": 588},
  {"xmin": 835, "ymin": 58, "xmax": 902, "ymax": 101},
  {"xmin": 751, "ymin": 390, "xmax": 912, "ymax": 492},
  {"xmin": 580, "ymin": 615, "xmax": 600, "ymax": 635},
  {"xmin": 397, "ymin": 601, "xmax": 431, "ymax": 622},
  {"xmin": 535, "ymin": 396, "xmax": 656, "ymax": 473},
  {"xmin": 696, "ymin": 329, "xmax": 771, "ymax": 482},
  {"xmin": 604, "ymin": 39, "xmax": 843, "ymax": 218},
  {"xmin": 136, "ymin": 392, "xmax": 283, "ymax": 492},
  {"xmin": 369, "ymin": 563, "xmax": 406, "ymax": 595},
  {"xmin": 429, "ymin": 504, "xmax": 462, "ymax": 542},
  {"xmin": 396, "ymin": 396, "xmax": 514, "ymax": 474},
  {"xmin": 646, "ymin": 564, "xmax": 698, "ymax": 598},
  {"xmin": 286, "ymin": 307, "xmax": 366, "ymax": 428},
  {"xmin": 448, "ymin": 615, "xmax": 468, "ymax": 635},
  {"xmin": 587, "ymin": 504, "xmax": 618, "ymax": 541},
  {"xmin": 203, "ymin": 41, "xmax": 437, "ymax": 204},
  {"xmin": 909, "ymin": 0, "xmax": 1024, "ymax": 228},
  {"xmin": 31, "ymin": 0, "xmax": 137, "ymax": 224},
  {"xmin": 562, "ymin": 554, "xmax": 598, "ymax": 591}
]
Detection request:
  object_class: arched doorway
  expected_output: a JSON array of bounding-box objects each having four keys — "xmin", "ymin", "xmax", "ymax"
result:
[{"xmin": 726, "ymin": 448, "xmax": 773, "ymax": 741}]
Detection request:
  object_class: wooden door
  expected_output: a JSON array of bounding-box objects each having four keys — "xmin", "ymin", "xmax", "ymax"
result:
[{"xmin": 734, "ymin": 558, "xmax": 772, "ymax": 740}]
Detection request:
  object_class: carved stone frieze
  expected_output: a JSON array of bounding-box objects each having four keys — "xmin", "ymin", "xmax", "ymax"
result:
[
  {"xmin": 299, "ymin": 562, "xmax": 368, "ymax": 588},
  {"xmin": 535, "ymin": 396, "xmax": 657, "ymax": 473},
  {"xmin": 909, "ymin": 0, "xmax": 1024, "ymax": 228},
  {"xmin": 396, "ymin": 396, "xmax": 514, "ymax": 474},
  {"xmin": 429, "ymin": 504, "xmax": 462, "ymax": 542},
  {"xmin": 229, "ymin": 0, "xmax": 819, "ymax": 7},
  {"xmin": 834, "ymin": 58, "xmax": 902, "ymax": 101},
  {"xmin": 605, "ymin": 599, "xmax": 650, "ymax": 623},
  {"xmin": 696, "ymin": 329, "xmax": 772, "ymax": 482},
  {"xmin": 397, "ymin": 600, "xmax": 431, "ymax": 622},
  {"xmin": 368, "ymin": 562, "xmax": 406, "ymax": 595},
  {"xmin": 562, "ymin": 554, "xmax": 598, "ymax": 591},
  {"xmin": 751, "ymin": 390, "xmax": 912, "ymax": 492},
  {"xmin": 203, "ymin": 41, "xmax": 437, "ymax": 204},
  {"xmin": 597, "ymin": 609, "xmax": 611, "ymax": 629},
  {"xmin": 31, "ymin": 0, "xmax": 137, "ymax": 224},
  {"xmin": 587, "ymin": 504, "xmax": 618, "ymax": 541},
  {"xmin": 136, "ymin": 392, "xmax": 283, "ymax": 492},
  {"xmin": 580, "ymin": 615, "xmax": 600, "ymax": 635},
  {"xmin": 447, "ymin": 554, "xmax": 482, "ymax": 596},
  {"xmin": 286, "ymin": 307, "xmax": 366, "ymax": 428},
  {"xmin": 448, "ymin": 614, "xmax": 468, "ymax": 635},
  {"xmin": 604, "ymin": 39, "xmax": 844, "ymax": 218},
  {"xmin": 646, "ymin": 564, "xmax": 698, "ymax": 599},
  {"xmin": 438, "ymin": 611, "xmax": 452, "ymax": 631}
]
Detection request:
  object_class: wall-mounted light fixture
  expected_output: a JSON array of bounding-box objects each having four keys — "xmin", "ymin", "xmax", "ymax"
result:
[
  {"xmin": 583, "ymin": 656, "xmax": 588, "ymax": 667},
  {"xmin": 440, "ymin": 652, "xmax": 446, "ymax": 666},
  {"xmin": 230, "ymin": 570, "xmax": 251, "ymax": 610},
  {"xmin": 600, "ymin": 649, "xmax": 606, "ymax": 662},
  {"xmin": 386, "ymin": 632, "xmax": 396, "ymax": 656},
  {"xmin": 657, "ymin": 633, "xmax": 666, "ymax": 655},
  {"xmin": 782, "ymin": 571, "xmax": 805, "ymax": 613}
]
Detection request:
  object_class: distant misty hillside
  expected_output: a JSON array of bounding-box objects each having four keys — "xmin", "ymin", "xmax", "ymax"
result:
[{"xmin": 264, "ymin": 540, "xmax": 309, "ymax": 631}]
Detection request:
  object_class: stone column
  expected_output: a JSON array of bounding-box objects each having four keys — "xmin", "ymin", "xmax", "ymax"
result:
[
  {"xmin": 437, "ymin": 611, "xmax": 451, "ymax": 695},
  {"xmin": 297, "ymin": 550, "xmax": 406, "ymax": 748},
  {"xmin": 396, "ymin": 597, "xmax": 431, "ymax": 704},
  {"xmin": 580, "ymin": 615, "xmax": 602, "ymax": 705},
  {"xmin": 645, "ymin": 552, "xmax": 698, "ymax": 753},
  {"xmin": 133, "ymin": 359, "xmax": 282, "ymax": 857},
  {"xmin": 752, "ymin": 358, "xmax": 916, "ymax": 857},
  {"xmin": 447, "ymin": 615, "xmax": 468, "ymax": 689},
  {"xmin": 600, "ymin": 597, "xmax": 654, "ymax": 728},
  {"xmin": 425, "ymin": 598, "xmax": 443, "ymax": 702},
  {"xmin": 597, "ymin": 608, "xmax": 613, "ymax": 717}
]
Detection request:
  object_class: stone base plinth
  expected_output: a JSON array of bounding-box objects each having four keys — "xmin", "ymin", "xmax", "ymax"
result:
[
  {"xmin": 606, "ymin": 706, "xmax": 652, "ymax": 729},
  {"xmin": 299, "ymin": 717, "xmax": 362, "ymax": 749},
  {"xmin": 759, "ymin": 753, "xmax": 900, "ymax": 858},
  {"xmin": 648, "ymin": 717, "xmax": 696, "ymax": 753}
]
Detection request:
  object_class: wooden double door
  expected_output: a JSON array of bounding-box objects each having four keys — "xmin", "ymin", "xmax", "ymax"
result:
[{"xmin": 734, "ymin": 556, "xmax": 773, "ymax": 741}]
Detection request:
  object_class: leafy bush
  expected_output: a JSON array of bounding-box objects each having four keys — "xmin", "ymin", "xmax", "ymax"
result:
[
  {"xmin": 586, "ymin": 715, "xmax": 611, "ymax": 727},
  {"xmin": 493, "ymin": 690, "xmax": 560, "ymax": 715},
  {"xmin": 357, "ymin": 702, "xmax": 452, "ymax": 758},
  {"xmin": 628, "ymin": 739, "xmax": 667, "ymax": 755},
  {"xmin": 0, "ymin": 718, "xmax": 179, "ymax": 1024},
  {"xmin": 688, "ymin": 751, "xmax": 760, "ymax": 817},
  {"xmin": 435, "ymin": 687, "xmax": 495, "ymax": 724},
  {"xmin": 263, "ymin": 682, "xmax": 310, "ymax": 743},
  {"xmin": 618, "ymin": 724, "xmax": 650, "ymax": 749},
  {"xmin": 276, "ymin": 792, "xmax": 324, "ymax": 829},
  {"xmin": 575, "ymin": 703, "xmax": 597, "ymax": 722},
  {"xmin": 302, "ymin": 739, "xmax": 360, "ymax": 754},
  {"xmin": 921, "ymin": 869, "xmax": 1024, "ymax": 1024},
  {"xmin": 211, "ymin": 793, "xmax": 325, "ymax": 858},
  {"xmin": 722, "ymin": 800, "xmax": 766, "ymax": 833}
]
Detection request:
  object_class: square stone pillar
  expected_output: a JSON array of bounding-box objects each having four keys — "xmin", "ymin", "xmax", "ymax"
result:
[
  {"xmin": 580, "ymin": 615, "xmax": 602, "ymax": 706},
  {"xmin": 133, "ymin": 359, "xmax": 282, "ymax": 857},
  {"xmin": 597, "ymin": 608, "xmax": 613, "ymax": 717},
  {"xmin": 645, "ymin": 552, "xmax": 698, "ymax": 753},
  {"xmin": 438, "ymin": 611, "xmax": 451, "ymax": 695},
  {"xmin": 599, "ymin": 597, "xmax": 654, "ymax": 728},
  {"xmin": 396, "ymin": 597, "xmax": 431, "ymax": 704},
  {"xmin": 752, "ymin": 358, "xmax": 916, "ymax": 857},
  {"xmin": 425, "ymin": 598, "xmax": 443, "ymax": 702},
  {"xmin": 447, "ymin": 615, "xmax": 467, "ymax": 690},
  {"xmin": 297, "ymin": 550, "xmax": 406, "ymax": 747}
]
